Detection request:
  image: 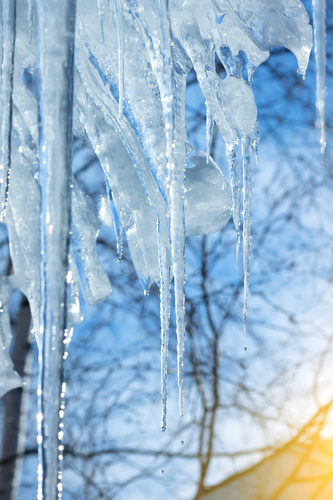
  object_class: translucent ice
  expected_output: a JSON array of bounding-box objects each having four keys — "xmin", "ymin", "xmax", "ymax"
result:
[
  {"xmin": 36, "ymin": 1, "xmax": 76, "ymax": 498},
  {"xmin": 0, "ymin": 279, "xmax": 22, "ymax": 397},
  {"xmin": 0, "ymin": 0, "xmax": 16, "ymax": 218},
  {"xmin": 184, "ymin": 153, "xmax": 232, "ymax": 237},
  {"xmin": 211, "ymin": 0, "xmax": 313, "ymax": 78},
  {"xmin": 72, "ymin": 184, "xmax": 112, "ymax": 305},
  {"xmin": 312, "ymin": 0, "xmax": 327, "ymax": 154},
  {"xmin": 0, "ymin": 0, "xmax": 315, "ymax": 458}
]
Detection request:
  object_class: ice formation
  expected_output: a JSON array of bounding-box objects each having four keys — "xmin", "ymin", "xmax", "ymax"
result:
[
  {"xmin": 0, "ymin": 0, "xmax": 316, "ymax": 497},
  {"xmin": 312, "ymin": 0, "xmax": 327, "ymax": 155}
]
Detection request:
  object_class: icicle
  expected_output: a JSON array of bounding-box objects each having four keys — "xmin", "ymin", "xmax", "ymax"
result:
[
  {"xmin": 159, "ymin": 0, "xmax": 175, "ymax": 426},
  {"xmin": 169, "ymin": 68, "xmax": 187, "ymax": 420},
  {"xmin": 206, "ymin": 44, "xmax": 215, "ymax": 163},
  {"xmin": 106, "ymin": 179, "xmax": 124, "ymax": 261},
  {"xmin": 159, "ymin": 226, "xmax": 171, "ymax": 432},
  {"xmin": 159, "ymin": 0, "xmax": 174, "ymax": 168},
  {"xmin": 28, "ymin": 0, "xmax": 35, "ymax": 45},
  {"xmin": 115, "ymin": 0, "xmax": 125, "ymax": 119},
  {"xmin": 66, "ymin": 257, "xmax": 83, "ymax": 335},
  {"xmin": 0, "ymin": 0, "xmax": 16, "ymax": 221},
  {"xmin": 97, "ymin": 0, "xmax": 105, "ymax": 42},
  {"xmin": 170, "ymin": 139, "xmax": 187, "ymax": 418},
  {"xmin": 74, "ymin": 67, "xmax": 165, "ymax": 290},
  {"xmin": 241, "ymin": 135, "xmax": 252, "ymax": 332},
  {"xmin": 36, "ymin": 1, "xmax": 76, "ymax": 498},
  {"xmin": 159, "ymin": 0, "xmax": 186, "ymax": 418},
  {"xmin": 226, "ymin": 144, "xmax": 241, "ymax": 267},
  {"xmin": 252, "ymin": 122, "xmax": 259, "ymax": 164},
  {"xmin": 0, "ymin": 0, "xmax": 314, "ymax": 441},
  {"xmin": 206, "ymin": 108, "xmax": 214, "ymax": 163},
  {"xmin": 312, "ymin": 0, "xmax": 327, "ymax": 156},
  {"xmin": 71, "ymin": 183, "xmax": 112, "ymax": 304}
]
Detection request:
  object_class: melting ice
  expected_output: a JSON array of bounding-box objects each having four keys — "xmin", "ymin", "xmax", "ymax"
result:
[{"xmin": 0, "ymin": 0, "xmax": 317, "ymax": 497}]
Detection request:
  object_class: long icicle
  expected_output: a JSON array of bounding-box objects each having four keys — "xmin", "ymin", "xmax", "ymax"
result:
[
  {"xmin": 106, "ymin": 178, "xmax": 124, "ymax": 261},
  {"xmin": 159, "ymin": 0, "xmax": 187, "ymax": 419},
  {"xmin": 36, "ymin": 1, "xmax": 76, "ymax": 498},
  {"xmin": 115, "ymin": 0, "xmax": 125, "ymax": 119},
  {"xmin": 159, "ymin": 0, "xmax": 174, "ymax": 428},
  {"xmin": 226, "ymin": 143, "xmax": 241, "ymax": 267},
  {"xmin": 312, "ymin": 0, "xmax": 327, "ymax": 156},
  {"xmin": 169, "ymin": 69, "xmax": 187, "ymax": 419},
  {"xmin": 0, "ymin": 0, "xmax": 16, "ymax": 221},
  {"xmin": 206, "ymin": 47, "xmax": 215, "ymax": 163},
  {"xmin": 206, "ymin": 108, "xmax": 214, "ymax": 163},
  {"xmin": 241, "ymin": 135, "xmax": 252, "ymax": 332},
  {"xmin": 159, "ymin": 223, "xmax": 171, "ymax": 432}
]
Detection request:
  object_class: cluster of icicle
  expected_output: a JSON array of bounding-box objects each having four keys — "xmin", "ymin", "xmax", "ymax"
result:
[{"xmin": 0, "ymin": 0, "xmax": 318, "ymax": 498}]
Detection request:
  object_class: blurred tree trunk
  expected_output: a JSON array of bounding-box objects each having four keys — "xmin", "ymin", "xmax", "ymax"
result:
[{"xmin": 0, "ymin": 297, "xmax": 31, "ymax": 500}]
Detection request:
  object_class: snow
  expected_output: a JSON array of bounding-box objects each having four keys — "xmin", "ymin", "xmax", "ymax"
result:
[{"xmin": 0, "ymin": 0, "xmax": 320, "ymax": 497}]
